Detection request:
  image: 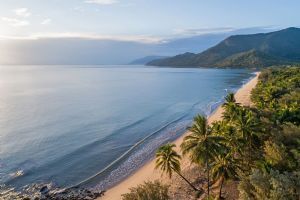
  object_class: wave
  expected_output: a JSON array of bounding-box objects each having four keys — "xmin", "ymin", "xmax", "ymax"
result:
[
  {"xmin": 91, "ymin": 120, "xmax": 191, "ymax": 190},
  {"xmin": 70, "ymin": 111, "xmax": 191, "ymax": 188},
  {"xmin": 70, "ymin": 100, "xmax": 211, "ymax": 189},
  {"xmin": 205, "ymin": 72, "xmax": 256, "ymax": 117},
  {"xmin": 205, "ymin": 99, "xmax": 224, "ymax": 117},
  {"xmin": 68, "ymin": 97, "xmax": 229, "ymax": 189}
]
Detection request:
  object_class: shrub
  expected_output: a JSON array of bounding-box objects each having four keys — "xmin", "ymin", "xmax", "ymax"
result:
[
  {"xmin": 238, "ymin": 169, "xmax": 300, "ymax": 200},
  {"xmin": 121, "ymin": 180, "xmax": 170, "ymax": 200},
  {"xmin": 263, "ymin": 140, "xmax": 287, "ymax": 168}
]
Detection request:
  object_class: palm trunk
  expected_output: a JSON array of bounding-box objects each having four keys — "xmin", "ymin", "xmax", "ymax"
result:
[
  {"xmin": 218, "ymin": 176, "xmax": 225, "ymax": 199},
  {"xmin": 206, "ymin": 142, "xmax": 210, "ymax": 199},
  {"xmin": 247, "ymin": 136, "xmax": 252, "ymax": 170},
  {"xmin": 174, "ymin": 170, "xmax": 198, "ymax": 191},
  {"xmin": 249, "ymin": 137, "xmax": 252, "ymax": 165}
]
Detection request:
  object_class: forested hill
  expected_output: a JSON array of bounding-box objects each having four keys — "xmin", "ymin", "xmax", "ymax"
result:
[{"xmin": 147, "ymin": 27, "xmax": 300, "ymax": 68}]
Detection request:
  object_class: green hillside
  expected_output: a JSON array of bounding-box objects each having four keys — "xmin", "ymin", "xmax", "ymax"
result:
[{"xmin": 147, "ymin": 27, "xmax": 300, "ymax": 68}]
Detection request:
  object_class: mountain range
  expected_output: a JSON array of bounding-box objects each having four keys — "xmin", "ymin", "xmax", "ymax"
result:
[
  {"xmin": 129, "ymin": 56, "xmax": 169, "ymax": 65},
  {"xmin": 147, "ymin": 27, "xmax": 300, "ymax": 68},
  {"xmin": 0, "ymin": 27, "xmax": 274, "ymax": 65}
]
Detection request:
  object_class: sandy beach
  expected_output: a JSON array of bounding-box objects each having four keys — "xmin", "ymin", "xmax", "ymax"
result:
[{"xmin": 100, "ymin": 72, "xmax": 260, "ymax": 200}]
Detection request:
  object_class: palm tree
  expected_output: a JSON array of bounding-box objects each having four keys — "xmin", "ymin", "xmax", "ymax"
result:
[
  {"xmin": 212, "ymin": 121, "xmax": 244, "ymax": 156},
  {"xmin": 222, "ymin": 93, "xmax": 240, "ymax": 122},
  {"xmin": 155, "ymin": 143, "xmax": 199, "ymax": 191},
  {"xmin": 181, "ymin": 115, "xmax": 224, "ymax": 198},
  {"xmin": 233, "ymin": 108, "xmax": 259, "ymax": 167},
  {"xmin": 211, "ymin": 153, "xmax": 242, "ymax": 199},
  {"xmin": 224, "ymin": 93, "xmax": 236, "ymax": 105},
  {"xmin": 262, "ymin": 86, "xmax": 276, "ymax": 105}
]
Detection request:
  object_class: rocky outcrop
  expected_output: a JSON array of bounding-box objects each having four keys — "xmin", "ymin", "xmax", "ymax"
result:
[
  {"xmin": 40, "ymin": 186, "xmax": 105, "ymax": 200},
  {"xmin": 0, "ymin": 184, "xmax": 105, "ymax": 200}
]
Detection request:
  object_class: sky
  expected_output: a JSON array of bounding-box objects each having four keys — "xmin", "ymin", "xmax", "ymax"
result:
[{"xmin": 0, "ymin": 0, "xmax": 300, "ymax": 43}]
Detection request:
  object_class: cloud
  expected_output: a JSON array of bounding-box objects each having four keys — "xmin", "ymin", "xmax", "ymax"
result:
[
  {"xmin": 84, "ymin": 0, "xmax": 118, "ymax": 5},
  {"xmin": 1, "ymin": 17, "xmax": 30, "ymax": 27},
  {"xmin": 13, "ymin": 8, "xmax": 31, "ymax": 17},
  {"xmin": 1, "ymin": 8, "xmax": 31, "ymax": 27},
  {"xmin": 173, "ymin": 27, "xmax": 235, "ymax": 36},
  {"xmin": 0, "ymin": 32, "xmax": 164, "ymax": 44},
  {"xmin": 41, "ymin": 18, "xmax": 51, "ymax": 25},
  {"xmin": 73, "ymin": 6, "xmax": 85, "ymax": 12}
]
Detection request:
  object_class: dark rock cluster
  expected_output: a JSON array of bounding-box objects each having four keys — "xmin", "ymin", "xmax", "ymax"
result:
[
  {"xmin": 40, "ymin": 186, "xmax": 105, "ymax": 200},
  {"xmin": 0, "ymin": 184, "xmax": 105, "ymax": 200}
]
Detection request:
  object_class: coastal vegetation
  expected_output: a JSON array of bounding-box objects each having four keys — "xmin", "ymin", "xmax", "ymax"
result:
[
  {"xmin": 181, "ymin": 115, "xmax": 224, "ymax": 197},
  {"xmin": 147, "ymin": 28, "xmax": 300, "ymax": 68},
  {"xmin": 121, "ymin": 181, "xmax": 170, "ymax": 200},
  {"xmin": 143, "ymin": 66, "xmax": 300, "ymax": 199},
  {"xmin": 155, "ymin": 143, "xmax": 200, "ymax": 192}
]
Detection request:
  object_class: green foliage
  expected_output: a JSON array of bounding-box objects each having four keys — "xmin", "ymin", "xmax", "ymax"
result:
[
  {"xmin": 211, "ymin": 152, "xmax": 242, "ymax": 199},
  {"xmin": 263, "ymin": 140, "xmax": 288, "ymax": 169},
  {"xmin": 281, "ymin": 123, "xmax": 300, "ymax": 169},
  {"xmin": 237, "ymin": 66, "xmax": 300, "ymax": 199},
  {"xmin": 214, "ymin": 50, "xmax": 289, "ymax": 68},
  {"xmin": 181, "ymin": 115, "xmax": 224, "ymax": 165},
  {"xmin": 251, "ymin": 66, "xmax": 300, "ymax": 125},
  {"xmin": 222, "ymin": 93, "xmax": 240, "ymax": 122},
  {"xmin": 250, "ymin": 66, "xmax": 300, "ymax": 171},
  {"xmin": 121, "ymin": 180, "xmax": 170, "ymax": 200},
  {"xmin": 181, "ymin": 115, "xmax": 225, "ymax": 197},
  {"xmin": 233, "ymin": 107, "xmax": 260, "ymax": 141},
  {"xmin": 211, "ymin": 153, "xmax": 241, "ymax": 182},
  {"xmin": 155, "ymin": 143, "xmax": 199, "ymax": 191},
  {"xmin": 238, "ymin": 169, "xmax": 300, "ymax": 200},
  {"xmin": 155, "ymin": 143, "xmax": 181, "ymax": 178},
  {"xmin": 212, "ymin": 121, "xmax": 244, "ymax": 156}
]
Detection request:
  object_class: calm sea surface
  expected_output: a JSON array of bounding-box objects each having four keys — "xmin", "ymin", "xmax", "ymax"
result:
[{"xmin": 0, "ymin": 65, "xmax": 253, "ymax": 190}]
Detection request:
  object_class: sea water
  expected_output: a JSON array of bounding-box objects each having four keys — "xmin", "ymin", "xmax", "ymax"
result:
[{"xmin": 0, "ymin": 65, "xmax": 253, "ymax": 191}]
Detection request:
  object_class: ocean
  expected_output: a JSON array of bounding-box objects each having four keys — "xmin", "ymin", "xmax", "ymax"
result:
[{"xmin": 0, "ymin": 65, "xmax": 253, "ymax": 192}]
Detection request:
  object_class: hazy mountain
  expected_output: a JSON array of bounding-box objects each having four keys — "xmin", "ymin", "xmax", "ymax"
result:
[
  {"xmin": 0, "ymin": 27, "xmax": 276, "ymax": 65},
  {"xmin": 148, "ymin": 27, "xmax": 300, "ymax": 68},
  {"xmin": 129, "ymin": 56, "xmax": 169, "ymax": 65}
]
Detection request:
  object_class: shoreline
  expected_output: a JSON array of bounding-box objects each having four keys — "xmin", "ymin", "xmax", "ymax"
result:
[{"xmin": 100, "ymin": 72, "xmax": 260, "ymax": 200}]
